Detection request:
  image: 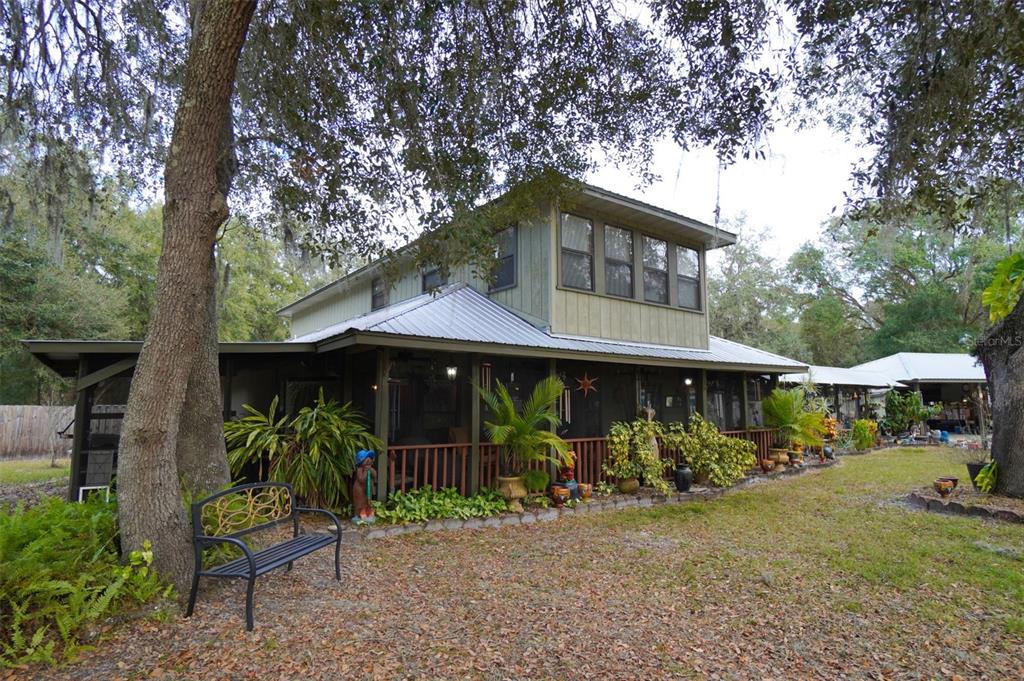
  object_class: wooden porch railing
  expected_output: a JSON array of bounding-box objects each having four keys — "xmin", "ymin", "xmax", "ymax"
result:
[
  {"xmin": 720, "ymin": 428, "xmax": 775, "ymax": 464},
  {"xmin": 390, "ymin": 428, "xmax": 778, "ymax": 497},
  {"xmin": 387, "ymin": 443, "xmax": 471, "ymax": 496}
]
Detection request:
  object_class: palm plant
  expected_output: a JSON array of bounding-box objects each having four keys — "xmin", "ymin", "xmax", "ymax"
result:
[
  {"xmin": 476, "ymin": 377, "xmax": 570, "ymax": 477},
  {"xmin": 224, "ymin": 389, "xmax": 383, "ymax": 509},
  {"xmin": 762, "ymin": 387, "xmax": 826, "ymax": 449}
]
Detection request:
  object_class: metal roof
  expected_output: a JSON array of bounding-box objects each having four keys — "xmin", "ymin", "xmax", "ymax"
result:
[
  {"xmin": 293, "ymin": 283, "xmax": 806, "ymax": 372},
  {"xmin": 851, "ymin": 352, "xmax": 987, "ymax": 384},
  {"xmin": 778, "ymin": 365, "xmax": 904, "ymax": 388}
]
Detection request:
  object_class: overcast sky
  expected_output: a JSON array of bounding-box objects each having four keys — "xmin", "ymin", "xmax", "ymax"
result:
[{"xmin": 587, "ymin": 120, "xmax": 866, "ymax": 264}]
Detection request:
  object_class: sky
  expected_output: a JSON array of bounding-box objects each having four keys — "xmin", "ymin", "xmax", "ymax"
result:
[{"xmin": 587, "ymin": 120, "xmax": 866, "ymax": 264}]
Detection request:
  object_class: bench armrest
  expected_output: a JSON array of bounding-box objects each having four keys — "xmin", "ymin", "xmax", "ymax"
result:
[
  {"xmin": 295, "ymin": 507, "xmax": 342, "ymax": 535},
  {"xmin": 194, "ymin": 535, "xmax": 256, "ymax": 575}
]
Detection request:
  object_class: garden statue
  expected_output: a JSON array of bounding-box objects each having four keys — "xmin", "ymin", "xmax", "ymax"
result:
[{"xmin": 351, "ymin": 449, "xmax": 377, "ymax": 525}]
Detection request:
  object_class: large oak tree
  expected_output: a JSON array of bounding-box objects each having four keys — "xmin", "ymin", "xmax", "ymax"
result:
[{"xmin": 5, "ymin": 0, "xmax": 1024, "ymax": 591}]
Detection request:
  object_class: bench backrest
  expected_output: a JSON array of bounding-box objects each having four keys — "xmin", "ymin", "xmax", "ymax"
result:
[{"xmin": 191, "ymin": 482, "xmax": 296, "ymax": 540}]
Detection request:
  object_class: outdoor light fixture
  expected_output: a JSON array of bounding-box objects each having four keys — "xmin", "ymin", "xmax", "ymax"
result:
[
  {"xmin": 371, "ymin": 384, "xmax": 378, "ymax": 391},
  {"xmin": 684, "ymin": 378, "xmax": 693, "ymax": 386},
  {"xmin": 446, "ymin": 366, "xmax": 458, "ymax": 381}
]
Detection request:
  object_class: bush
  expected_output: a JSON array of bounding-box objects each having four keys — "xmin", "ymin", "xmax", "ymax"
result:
[
  {"xmin": 882, "ymin": 391, "xmax": 938, "ymax": 434},
  {"xmin": 762, "ymin": 387, "xmax": 826, "ymax": 449},
  {"xmin": 522, "ymin": 469, "xmax": 550, "ymax": 493},
  {"xmin": 667, "ymin": 414, "xmax": 757, "ymax": 487},
  {"xmin": 372, "ymin": 487, "xmax": 507, "ymax": 524},
  {"xmin": 604, "ymin": 419, "xmax": 672, "ymax": 494},
  {"xmin": 0, "ymin": 497, "xmax": 168, "ymax": 667},
  {"xmin": 851, "ymin": 419, "xmax": 878, "ymax": 450},
  {"xmin": 224, "ymin": 390, "xmax": 383, "ymax": 509}
]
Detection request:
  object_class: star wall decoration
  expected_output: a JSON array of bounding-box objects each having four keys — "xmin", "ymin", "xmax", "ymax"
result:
[{"xmin": 575, "ymin": 373, "xmax": 599, "ymax": 397}]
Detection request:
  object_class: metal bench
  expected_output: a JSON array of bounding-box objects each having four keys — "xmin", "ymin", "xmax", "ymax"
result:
[{"xmin": 185, "ymin": 482, "xmax": 341, "ymax": 630}]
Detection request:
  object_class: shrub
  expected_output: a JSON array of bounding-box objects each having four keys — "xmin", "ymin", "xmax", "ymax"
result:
[
  {"xmin": 604, "ymin": 419, "xmax": 672, "ymax": 494},
  {"xmin": 881, "ymin": 391, "xmax": 939, "ymax": 434},
  {"xmin": 476, "ymin": 377, "xmax": 570, "ymax": 476},
  {"xmin": 372, "ymin": 487, "xmax": 507, "ymax": 524},
  {"xmin": 851, "ymin": 419, "xmax": 878, "ymax": 450},
  {"xmin": 0, "ymin": 497, "xmax": 168, "ymax": 667},
  {"xmin": 522, "ymin": 468, "xmax": 550, "ymax": 493},
  {"xmin": 224, "ymin": 390, "xmax": 383, "ymax": 509},
  {"xmin": 668, "ymin": 414, "xmax": 757, "ymax": 488},
  {"xmin": 762, "ymin": 387, "xmax": 826, "ymax": 449}
]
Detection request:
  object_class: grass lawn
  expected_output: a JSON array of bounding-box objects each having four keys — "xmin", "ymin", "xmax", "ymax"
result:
[
  {"xmin": 37, "ymin": 448, "xmax": 1024, "ymax": 679},
  {"xmin": 0, "ymin": 457, "xmax": 70, "ymax": 485}
]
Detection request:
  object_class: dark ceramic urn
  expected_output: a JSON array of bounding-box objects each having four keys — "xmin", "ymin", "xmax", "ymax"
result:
[{"xmin": 674, "ymin": 464, "xmax": 693, "ymax": 492}]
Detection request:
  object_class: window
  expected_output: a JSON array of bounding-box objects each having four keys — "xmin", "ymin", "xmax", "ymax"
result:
[
  {"xmin": 642, "ymin": 235, "xmax": 668, "ymax": 304},
  {"xmin": 371, "ymin": 277, "xmax": 389, "ymax": 310},
  {"xmin": 560, "ymin": 213, "xmax": 593, "ymax": 290},
  {"xmin": 676, "ymin": 245, "xmax": 701, "ymax": 310},
  {"xmin": 490, "ymin": 225, "xmax": 517, "ymax": 290},
  {"xmin": 604, "ymin": 225, "xmax": 633, "ymax": 298},
  {"xmin": 422, "ymin": 267, "xmax": 447, "ymax": 292}
]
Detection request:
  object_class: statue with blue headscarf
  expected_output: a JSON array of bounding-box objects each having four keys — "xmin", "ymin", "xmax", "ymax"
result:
[{"xmin": 352, "ymin": 449, "xmax": 377, "ymax": 525}]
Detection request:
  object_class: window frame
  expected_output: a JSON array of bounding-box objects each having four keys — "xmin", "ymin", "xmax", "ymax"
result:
[
  {"xmin": 560, "ymin": 213, "xmax": 595, "ymax": 292},
  {"xmin": 641, "ymin": 235, "xmax": 669, "ymax": 304},
  {"xmin": 603, "ymin": 224, "xmax": 634, "ymax": 299},
  {"xmin": 371, "ymin": 276, "xmax": 389, "ymax": 310},
  {"xmin": 421, "ymin": 266, "xmax": 448, "ymax": 293},
  {"xmin": 489, "ymin": 224, "xmax": 518, "ymax": 292},
  {"xmin": 675, "ymin": 244, "xmax": 701, "ymax": 311}
]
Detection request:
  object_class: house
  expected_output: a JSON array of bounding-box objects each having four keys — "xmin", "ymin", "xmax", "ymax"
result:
[
  {"xmin": 851, "ymin": 352, "xmax": 988, "ymax": 432},
  {"xmin": 26, "ymin": 182, "xmax": 807, "ymax": 502},
  {"xmin": 778, "ymin": 365, "xmax": 903, "ymax": 424}
]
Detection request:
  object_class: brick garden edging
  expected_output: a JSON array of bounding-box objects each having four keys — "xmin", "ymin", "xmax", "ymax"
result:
[
  {"xmin": 336, "ymin": 459, "xmax": 839, "ymax": 543},
  {"xmin": 907, "ymin": 490, "xmax": 1024, "ymax": 524}
]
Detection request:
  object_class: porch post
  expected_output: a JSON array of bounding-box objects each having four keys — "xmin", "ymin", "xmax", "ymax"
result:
[
  {"xmin": 696, "ymin": 369, "xmax": 708, "ymax": 417},
  {"xmin": 374, "ymin": 347, "xmax": 390, "ymax": 501},
  {"xmin": 740, "ymin": 372, "xmax": 750, "ymax": 430},
  {"xmin": 67, "ymin": 357, "xmax": 89, "ymax": 502},
  {"xmin": 548, "ymin": 358, "xmax": 558, "ymax": 481},
  {"xmin": 469, "ymin": 354, "xmax": 481, "ymax": 494}
]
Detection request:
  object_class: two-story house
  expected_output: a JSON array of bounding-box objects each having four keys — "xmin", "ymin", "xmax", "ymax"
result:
[{"xmin": 27, "ymin": 182, "xmax": 806, "ymax": 502}]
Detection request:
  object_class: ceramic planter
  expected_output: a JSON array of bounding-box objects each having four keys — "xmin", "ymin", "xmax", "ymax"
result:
[
  {"xmin": 617, "ymin": 478, "xmax": 640, "ymax": 494},
  {"xmin": 966, "ymin": 463, "xmax": 985, "ymax": 489},
  {"xmin": 497, "ymin": 475, "xmax": 528, "ymax": 513},
  {"xmin": 673, "ymin": 465, "xmax": 693, "ymax": 492}
]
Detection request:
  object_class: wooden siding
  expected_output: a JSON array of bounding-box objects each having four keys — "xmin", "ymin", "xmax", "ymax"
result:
[
  {"xmin": 551, "ymin": 288, "xmax": 708, "ymax": 348},
  {"xmin": 290, "ymin": 279, "xmax": 372, "ymax": 337}
]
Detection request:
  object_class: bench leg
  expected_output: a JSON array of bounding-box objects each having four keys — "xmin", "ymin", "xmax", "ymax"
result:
[
  {"xmin": 245, "ymin": 575, "xmax": 256, "ymax": 631},
  {"xmin": 286, "ymin": 561, "xmax": 293, "ymax": 572},
  {"xmin": 185, "ymin": 571, "xmax": 200, "ymax": 618},
  {"xmin": 334, "ymin": 539, "xmax": 341, "ymax": 581}
]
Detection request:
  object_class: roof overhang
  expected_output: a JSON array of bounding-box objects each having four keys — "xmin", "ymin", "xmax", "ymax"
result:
[{"xmin": 23, "ymin": 340, "xmax": 317, "ymax": 378}]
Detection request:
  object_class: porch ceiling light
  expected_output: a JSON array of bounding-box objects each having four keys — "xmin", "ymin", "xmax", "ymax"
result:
[
  {"xmin": 446, "ymin": 366, "xmax": 458, "ymax": 381},
  {"xmin": 684, "ymin": 378, "xmax": 693, "ymax": 386}
]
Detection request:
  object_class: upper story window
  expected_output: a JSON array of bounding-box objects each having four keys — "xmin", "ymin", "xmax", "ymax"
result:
[
  {"xmin": 371, "ymin": 276, "xmax": 389, "ymax": 310},
  {"xmin": 422, "ymin": 266, "xmax": 447, "ymax": 293},
  {"xmin": 560, "ymin": 213, "xmax": 594, "ymax": 291},
  {"xmin": 604, "ymin": 225, "xmax": 633, "ymax": 298},
  {"xmin": 642, "ymin": 235, "xmax": 668, "ymax": 304},
  {"xmin": 676, "ymin": 245, "xmax": 701, "ymax": 310},
  {"xmin": 490, "ymin": 224, "xmax": 517, "ymax": 291}
]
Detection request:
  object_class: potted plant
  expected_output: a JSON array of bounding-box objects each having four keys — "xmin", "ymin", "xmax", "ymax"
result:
[
  {"xmin": 669, "ymin": 414, "xmax": 757, "ymax": 488},
  {"xmin": 477, "ymin": 377, "xmax": 570, "ymax": 512},
  {"xmin": 958, "ymin": 449, "xmax": 991, "ymax": 489},
  {"xmin": 763, "ymin": 387, "xmax": 826, "ymax": 466}
]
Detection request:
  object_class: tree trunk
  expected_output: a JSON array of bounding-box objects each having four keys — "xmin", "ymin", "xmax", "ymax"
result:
[
  {"xmin": 975, "ymin": 295, "xmax": 1024, "ymax": 498},
  {"xmin": 174, "ymin": 252, "xmax": 231, "ymax": 499},
  {"xmin": 117, "ymin": 1, "xmax": 256, "ymax": 595}
]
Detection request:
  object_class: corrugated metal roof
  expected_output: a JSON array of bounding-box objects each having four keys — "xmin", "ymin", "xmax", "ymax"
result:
[
  {"xmin": 851, "ymin": 353, "xmax": 986, "ymax": 383},
  {"xmin": 292, "ymin": 284, "xmax": 806, "ymax": 371},
  {"xmin": 778, "ymin": 365, "xmax": 904, "ymax": 388}
]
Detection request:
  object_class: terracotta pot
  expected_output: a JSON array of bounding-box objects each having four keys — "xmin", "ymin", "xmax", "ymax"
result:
[
  {"xmin": 760, "ymin": 459, "xmax": 776, "ymax": 473},
  {"xmin": 497, "ymin": 475, "xmax": 528, "ymax": 512},
  {"xmin": 551, "ymin": 486, "xmax": 570, "ymax": 507},
  {"xmin": 578, "ymin": 483, "xmax": 593, "ymax": 500},
  {"xmin": 617, "ymin": 478, "xmax": 640, "ymax": 494}
]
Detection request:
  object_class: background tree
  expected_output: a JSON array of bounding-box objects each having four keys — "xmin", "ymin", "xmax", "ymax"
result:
[{"xmin": 708, "ymin": 220, "xmax": 808, "ymax": 361}]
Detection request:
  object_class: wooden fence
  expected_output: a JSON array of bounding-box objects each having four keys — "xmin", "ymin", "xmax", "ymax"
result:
[{"xmin": 0, "ymin": 405, "xmax": 74, "ymax": 459}]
